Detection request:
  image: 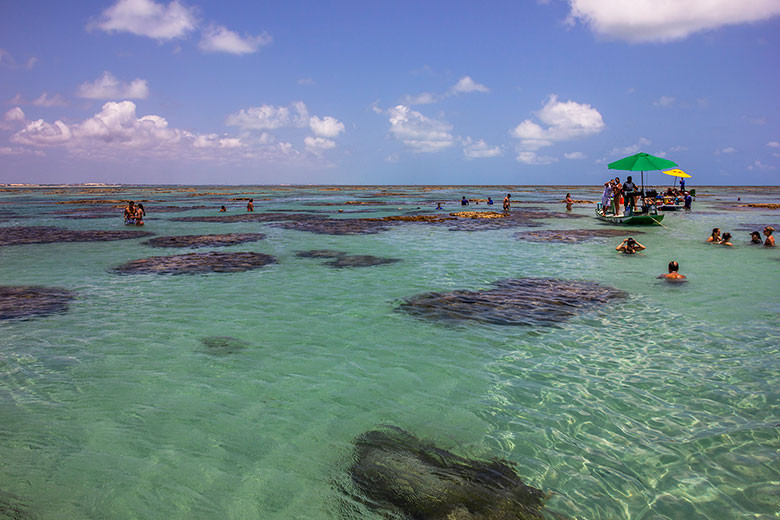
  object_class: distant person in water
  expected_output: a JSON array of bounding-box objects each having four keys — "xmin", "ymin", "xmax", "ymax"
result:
[
  {"xmin": 616, "ymin": 237, "xmax": 645, "ymax": 254},
  {"xmin": 487, "ymin": 197, "xmax": 493, "ymax": 205},
  {"xmin": 503, "ymin": 193, "xmax": 511, "ymax": 211},
  {"xmin": 764, "ymin": 226, "xmax": 775, "ymax": 247},
  {"xmin": 706, "ymin": 228, "xmax": 721, "ymax": 243},
  {"xmin": 658, "ymin": 261, "xmax": 686, "ymax": 281},
  {"xmin": 719, "ymin": 232, "xmax": 734, "ymax": 246},
  {"xmin": 247, "ymin": 199, "xmax": 254, "ymax": 212},
  {"xmin": 749, "ymin": 231, "xmax": 762, "ymax": 244},
  {"xmin": 123, "ymin": 200, "xmax": 136, "ymax": 224},
  {"xmin": 219, "ymin": 206, "xmax": 227, "ymax": 212},
  {"xmin": 134, "ymin": 204, "xmax": 145, "ymax": 226},
  {"xmin": 461, "ymin": 196, "xmax": 469, "ymax": 206},
  {"xmin": 683, "ymin": 192, "xmax": 692, "ymax": 209},
  {"xmin": 565, "ymin": 193, "xmax": 573, "ymax": 211},
  {"xmin": 436, "ymin": 202, "xmax": 443, "ymax": 210}
]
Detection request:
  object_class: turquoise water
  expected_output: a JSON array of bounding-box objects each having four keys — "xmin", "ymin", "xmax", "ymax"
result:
[{"xmin": 1, "ymin": 185, "xmax": 778, "ymax": 519}]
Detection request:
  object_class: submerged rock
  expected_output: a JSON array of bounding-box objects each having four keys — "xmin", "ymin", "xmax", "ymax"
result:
[
  {"xmin": 0, "ymin": 286, "xmax": 75, "ymax": 320},
  {"xmin": 274, "ymin": 218, "xmax": 393, "ymax": 235},
  {"xmin": 113, "ymin": 251, "xmax": 277, "ymax": 275},
  {"xmin": 200, "ymin": 336, "xmax": 250, "ymax": 355},
  {"xmin": 295, "ymin": 249, "xmax": 347, "ymax": 259},
  {"xmin": 348, "ymin": 426, "xmax": 547, "ymax": 519},
  {"xmin": 515, "ymin": 229, "xmax": 640, "ymax": 243},
  {"xmin": 398, "ymin": 278, "xmax": 626, "ymax": 326},
  {"xmin": 0, "ymin": 226, "xmax": 152, "ymax": 247},
  {"xmin": 170, "ymin": 212, "xmax": 320, "ymax": 223},
  {"xmin": 142, "ymin": 233, "xmax": 266, "ymax": 249},
  {"xmin": 296, "ymin": 250, "xmax": 400, "ymax": 268}
]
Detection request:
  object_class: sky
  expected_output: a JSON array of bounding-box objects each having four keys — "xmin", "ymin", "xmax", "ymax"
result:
[{"xmin": 1, "ymin": 0, "xmax": 779, "ymax": 185}]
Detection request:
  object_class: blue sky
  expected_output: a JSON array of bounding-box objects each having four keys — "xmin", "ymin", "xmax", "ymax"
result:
[{"xmin": 1, "ymin": 0, "xmax": 779, "ymax": 185}]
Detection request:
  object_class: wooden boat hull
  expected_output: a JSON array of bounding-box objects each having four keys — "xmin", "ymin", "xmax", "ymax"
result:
[{"xmin": 595, "ymin": 208, "xmax": 664, "ymax": 226}]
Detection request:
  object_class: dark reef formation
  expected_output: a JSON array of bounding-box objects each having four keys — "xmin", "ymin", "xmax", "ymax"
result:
[
  {"xmin": 170, "ymin": 212, "xmax": 321, "ymax": 224},
  {"xmin": 515, "ymin": 229, "xmax": 641, "ymax": 243},
  {"xmin": 200, "ymin": 336, "xmax": 250, "ymax": 355},
  {"xmin": 142, "ymin": 233, "xmax": 266, "ymax": 248},
  {"xmin": 112, "ymin": 252, "xmax": 277, "ymax": 275},
  {"xmin": 0, "ymin": 286, "xmax": 75, "ymax": 320},
  {"xmin": 296, "ymin": 250, "xmax": 401, "ymax": 268},
  {"xmin": 0, "ymin": 226, "xmax": 152, "ymax": 247},
  {"xmin": 398, "ymin": 278, "xmax": 626, "ymax": 326},
  {"xmin": 347, "ymin": 426, "xmax": 548, "ymax": 519}
]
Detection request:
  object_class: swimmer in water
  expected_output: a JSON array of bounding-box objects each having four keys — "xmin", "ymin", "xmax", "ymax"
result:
[
  {"xmin": 719, "ymin": 232, "xmax": 734, "ymax": 246},
  {"xmin": 749, "ymin": 231, "xmax": 762, "ymax": 244},
  {"xmin": 219, "ymin": 206, "xmax": 227, "ymax": 212},
  {"xmin": 706, "ymin": 228, "xmax": 721, "ymax": 243},
  {"xmin": 764, "ymin": 226, "xmax": 775, "ymax": 247},
  {"xmin": 247, "ymin": 199, "xmax": 254, "ymax": 212},
  {"xmin": 616, "ymin": 237, "xmax": 646, "ymax": 254},
  {"xmin": 658, "ymin": 261, "xmax": 686, "ymax": 281}
]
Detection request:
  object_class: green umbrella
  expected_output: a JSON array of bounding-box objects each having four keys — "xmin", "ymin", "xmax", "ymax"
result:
[{"xmin": 608, "ymin": 152, "xmax": 678, "ymax": 194}]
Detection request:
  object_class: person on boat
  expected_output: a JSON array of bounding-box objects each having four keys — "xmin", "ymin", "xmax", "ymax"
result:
[
  {"xmin": 601, "ymin": 183, "xmax": 612, "ymax": 214},
  {"xmin": 487, "ymin": 197, "xmax": 493, "ymax": 205},
  {"xmin": 764, "ymin": 226, "xmax": 775, "ymax": 247},
  {"xmin": 719, "ymin": 232, "xmax": 734, "ymax": 246},
  {"xmin": 616, "ymin": 237, "xmax": 645, "ymax": 254},
  {"xmin": 219, "ymin": 205, "xmax": 227, "ymax": 212},
  {"xmin": 622, "ymin": 176, "xmax": 638, "ymax": 211},
  {"xmin": 749, "ymin": 231, "xmax": 762, "ymax": 244},
  {"xmin": 706, "ymin": 228, "xmax": 721, "ymax": 243},
  {"xmin": 503, "ymin": 193, "xmax": 511, "ymax": 211},
  {"xmin": 461, "ymin": 196, "xmax": 469, "ymax": 206},
  {"xmin": 679, "ymin": 178, "xmax": 686, "ymax": 192},
  {"xmin": 565, "ymin": 193, "xmax": 573, "ymax": 211},
  {"xmin": 247, "ymin": 199, "xmax": 254, "ymax": 212},
  {"xmin": 658, "ymin": 261, "xmax": 686, "ymax": 281},
  {"xmin": 612, "ymin": 177, "xmax": 622, "ymax": 215}
]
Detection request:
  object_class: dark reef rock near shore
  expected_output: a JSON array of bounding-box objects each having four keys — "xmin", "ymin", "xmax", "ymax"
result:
[
  {"xmin": 347, "ymin": 426, "xmax": 548, "ymax": 519},
  {"xmin": 296, "ymin": 249, "xmax": 401, "ymax": 268},
  {"xmin": 274, "ymin": 218, "xmax": 393, "ymax": 235},
  {"xmin": 142, "ymin": 233, "xmax": 266, "ymax": 248},
  {"xmin": 0, "ymin": 226, "xmax": 152, "ymax": 247},
  {"xmin": 398, "ymin": 278, "xmax": 626, "ymax": 326},
  {"xmin": 0, "ymin": 286, "xmax": 75, "ymax": 320},
  {"xmin": 515, "ymin": 228, "xmax": 641, "ymax": 243},
  {"xmin": 113, "ymin": 251, "xmax": 277, "ymax": 275},
  {"xmin": 295, "ymin": 249, "xmax": 347, "ymax": 259},
  {"xmin": 200, "ymin": 336, "xmax": 250, "ymax": 355}
]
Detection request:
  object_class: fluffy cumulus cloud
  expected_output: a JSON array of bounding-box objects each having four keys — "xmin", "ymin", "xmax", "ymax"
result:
[
  {"xmin": 387, "ymin": 105, "xmax": 454, "ymax": 153},
  {"xmin": 516, "ymin": 151, "xmax": 558, "ymax": 165},
  {"xmin": 450, "ymin": 76, "xmax": 489, "ymax": 95},
  {"xmin": 461, "ymin": 137, "xmax": 501, "ymax": 159},
  {"xmin": 309, "ymin": 116, "xmax": 345, "ymax": 138},
  {"xmin": 226, "ymin": 102, "xmax": 309, "ymax": 131},
  {"xmin": 511, "ymin": 94, "xmax": 605, "ymax": 152},
  {"xmin": 78, "ymin": 72, "xmax": 150, "ymax": 99},
  {"xmin": 199, "ymin": 25, "xmax": 272, "ymax": 54},
  {"xmin": 32, "ymin": 93, "xmax": 67, "ymax": 107},
  {"xmin": 1, "ymin": 107, "xmax": 27, "ymax": 130},
  {"xmin": 91, "ymin": 0, "xmax": 197, "ymax": 40},
  {"xmin": 566, "ymin": 0, "xmax": 780, "ymax": 43},
  {"xmin": 304, "ymin": 136, "xmax": 336, "ymax": 152}
]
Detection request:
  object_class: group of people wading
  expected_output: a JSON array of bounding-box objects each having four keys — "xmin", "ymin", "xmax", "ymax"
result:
[{"xmin": 123, "ymin": 201, "xmax": 145, "ymax": 226}]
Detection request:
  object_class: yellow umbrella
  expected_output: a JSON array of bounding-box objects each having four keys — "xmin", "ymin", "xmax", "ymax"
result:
[{"xmin": 663, "ymin": 169, "xmax": 691, "ymax": 178}]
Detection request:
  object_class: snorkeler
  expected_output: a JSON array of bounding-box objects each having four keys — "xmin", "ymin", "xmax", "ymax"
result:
[{"xmin": 616, "ymin": 237, "xmax": 646, "ymax": 254}]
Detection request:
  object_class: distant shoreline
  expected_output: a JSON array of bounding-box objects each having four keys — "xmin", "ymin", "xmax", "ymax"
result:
[{"xmin": 2, "ymin": 183, "xmax": 779, "ymax": 188}]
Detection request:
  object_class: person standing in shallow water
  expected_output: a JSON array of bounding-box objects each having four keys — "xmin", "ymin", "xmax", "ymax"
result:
[
  {"xmin": 565, "ymin": 193, "xmax": 573, "ymax": 211},
  {"xmin": 658, "ymin": 261, "xmax": 686, "ymax": 281},
  {"xmin": 247, "ymin": 199, "xmax": 254, "ymax": 212},
  {"xmin": 764, "ymin": 226, "xmax": 775, "ymax": 247},
  {"xmin": 503, "ymin": 193, "xmax": 511, "ymax": 211}
]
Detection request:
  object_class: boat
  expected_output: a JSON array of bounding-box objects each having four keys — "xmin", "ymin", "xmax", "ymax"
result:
[
  {"xmin": 658, "ymin": 203, "xmax": 685, "ymax": 211},
  {"xmin": 595, "ymin": 204, "xmax": 664, "ymax": 225}
]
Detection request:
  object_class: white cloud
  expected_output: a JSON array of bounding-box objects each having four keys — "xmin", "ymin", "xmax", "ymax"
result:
[
  {"xmin": 1, "ymin": 107, "xmax": 27, "ymax": 130},
  {"xmin": 309, "ymin": 116, "xmax": 344, "ymax": 138},
  {"xmin": 450, "ymin": 76, "xmax": 489, "ymax": 94},
  {"xmin": 77, "ymin": 72, "xmax": 150, "ymax": 99},
  {"xmin": 768, "ymin": 141, "xmax": 780, "ymax": 148},
  {"xmin": 461, "ymin": 137, "xmax": 501, "ymax": 158},
  {"xmin": 193, "ymin": 133, "xmax": 244, "ymax": 149},
  {"xmin": 566, "ymin": 0, "xmax": 780, "ymax": 43},
  {"xmin": 0, "ymin": 146, "xmax": 43, "ymax": 156},
  {"xmin": 510, "ymin": 94, "xmax": 605, "ymax": 150},
  {"xmin": 32, "ymin": 93, "xmax": 67, "ymax": 107},
  {"xmin": 304, "ymin": 136, "xmax": 336, "ymax": 152},
  {"xmin": 226, "ymin": 102, "xmax": 309, "ymax": 131},
  {"xmin": 654, "ymin": 96, "xmax": 675, "ymax": 107},
  {"xmin": 564, "ymin": 151, "xmax": 585, "ymax": 159},
  {"xmin": 722, "ymin": 146, "xmax": 736, "ymax": 153},
  {"xmin": 747, "ymin": 159, "xmax": 776, "ymax": 171},
  {"xmin": 610, "ymin": 137, "xmax": 651, "ymax": 156},
  {"xmin": 402, "ymin": 92, "xmax": 438, "ymax": 105},
  {"xmin": 199, "ymin": 25, "xmax": 271, "ymax": 54},
  {"xmin": 516, "ymin": 151, "xmax": 558, "ymax": 165},
  {"xmin": 669, "ymin": 145, "xmax": 688, "ymax": 152},
  {"xmin": 91, "ymin": 0, "xmax": 197, "ymax": 40},
  {"xmin": 387, "ymin": 104, "xmax": 453, "ymax": 153}
]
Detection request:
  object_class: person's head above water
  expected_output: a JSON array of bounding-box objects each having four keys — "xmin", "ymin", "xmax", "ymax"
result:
[{"xmin": 668, "ymin": 261, "xmax": 679, "ymax": 273}]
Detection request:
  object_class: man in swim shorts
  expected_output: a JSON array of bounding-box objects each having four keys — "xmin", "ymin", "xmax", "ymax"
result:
[{"xmin": 658, "ymin": 261, "xmax": 686, "ymax": 281}]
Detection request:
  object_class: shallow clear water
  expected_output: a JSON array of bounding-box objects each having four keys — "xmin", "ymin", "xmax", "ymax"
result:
[{"xmin": 1, "ymin": 185, "xmax": 778, "ymax": 519}]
